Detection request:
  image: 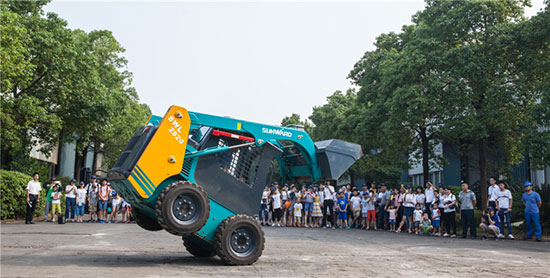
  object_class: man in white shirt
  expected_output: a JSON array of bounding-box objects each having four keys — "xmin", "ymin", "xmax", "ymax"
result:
[
  {"xmin": 26, "ymin": 173, "xmax": 42, "ymax": 224},
  {"xmin": 321, "ymin": 181, "xmax": 335, "ymax": 228},
  {"xmin": 424, "ymin": 181, "xmax": 435, "ymax": 217},
  {"xmin": 487, "ymin": 177, "xmax": 499, "ymax": 209}
]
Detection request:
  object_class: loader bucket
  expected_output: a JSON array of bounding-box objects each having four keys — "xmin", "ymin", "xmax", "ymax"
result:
[{"xmin": 315, "ymin": 139, "xmax": 363, "ymax": 180}]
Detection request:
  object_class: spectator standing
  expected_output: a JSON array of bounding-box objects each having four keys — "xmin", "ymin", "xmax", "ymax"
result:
[
  {"xmin": 271, "ymin": 187, "xmax": 282, "ymax": 227},
  {"xmin": 437, "ymin": 187, "xmax": 447, "ymax": 235},
  {"xmin": 65, "ymin": 179, "xmax": 77, "ymax": 222},
  {"xmin": 413, "ymin": 203, "xmax": 423, "ymax": 234},
  {"xmin": 259, "ymin": 186, "xmax": 269, "ymax": 226},
  {"xmin": 376, "ymin": 184, "xmax": 390, "ymax": 230},
  {"xmin": 85, "ymin": 175, "xmax": 99, "ymax": 219},
  {"xmin": 415, "ymin": 186, "xmax": 426, "ymax": 211},
  {"xmin": 321, "ymin": 182, "xmax": 335, "ymax": 229},
  {"xmin": 293, "ymin": 197, "xmax": 303, "ymax": 227},
  {"xmin": 495, "ymin": 181, "xmax": 513, "ymax": 239},
  {"xmin": 387, "ymin": 204, "xmax": 397, "ymax": 232},
  {"xmin": 458, "ymin": 182, "xmax": 477, "ymax": 239},
  {"xmin": 522, "ymin": 181, "xmax": 542, "ymax": 241},
  {"xmin": 424, "ymin": 181, "xmax": 436, "ymax": 217},
  {"xmin": 98, "ymin": 179, "xmax": 111, "ymax": 223},
  {"xmin": 350, "ymin": 190, "xmax": 362, "ymax": 228},
  {"xmin": 397, "ymin": 185, "xmax": 416, "ymax": 233},
  {"xmin": 88, "ymin": 184, "xmax": 99, "ymax": 222},
  {"xmin": 287, "ymin": 185, "xmax": 297, "ymax": 227},
  {"xmin": 431, "ymin": 203, "xmax": 441, "ymax": 236},
  {"xmin": 25, "ymin": 173, "xmax": 41, "ymax": 224},
  {"xmin": 487, "ymin": 177, "xmax": 499, "ymax": 209},
  {"xmin": 43, "ymin": 178, "xmax": 57, "ymax": 221},
  {"xmin": 281, "ymin": 184, "xmax": 289, "ymax": 225},
  {"xmin": 75, "ymin": 181, "xmax": 87, "ymax": 223},
  {"xmin": 304, "ymin": 187, "xmax": 314, "ymax": 227},
  {"xmin": 441, "ymin": 187, "xmax": 457, "ymax": 237},
  {"xmin": 51, "ymin": 185, "xmax": 62, "ymax": 222},
  {"xmin": 312, "ymin": 186, "xmax": 322, "ymax": 228},
  {"xmin": 337, "ymin": 192, "xmax": 350, "ymax": 229}
]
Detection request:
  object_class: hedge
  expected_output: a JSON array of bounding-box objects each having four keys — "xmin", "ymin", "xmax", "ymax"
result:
[{"xmin": 0, "ymin": 170, "xmax": 47, "ymax": 220}]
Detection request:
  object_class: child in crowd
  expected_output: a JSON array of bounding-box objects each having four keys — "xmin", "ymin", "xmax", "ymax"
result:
[
  {"xmin": 110, "ymin": 191, "xmax": 121, "ymax": 223},
  {"xmin": 366, "ymin": 191, "xmax": 376, "ymax": 230},
  {"xmin": 413, "ymin": 203, "xmax": 423, "ymax": 234},
  {"xmin": 293, "ymin": 197, "xmax": 303, "ymax": 227},
  {"xmin": 75, "ymin": 181, "xmax": 87, "ymax": 223},
  {"xmin": 51, "ymin": 185, "xmax": 62, "ymax": 222},
  {"xmin": 304, "ymin": 187, "xmax": 314, "ymax": 227},
  {"xmin": 312, "ymin": 187, "xmax": 322, "ymax": 228},
  {"xmin": 98, "ymin": 178, "xmax": 111, "ymax": 223},
  {"xmin": 350, "ymin": 190, "xmax": 362, "ymax": 228},
  {"xmin": 88, "ymin": 184, "xmax": 99, "ymax": 222},
  {"xmin": 419, "ymin": 213, "xmax": 433, "ymax": 236},
  {"xmin": 337, "ymin": 192, "xmax": 350, "ymax": 229},
  {"xmin": 121, "ymin": 199, "xmax": 131, "ymax": 223},
  {"xmin": 361, "ymin": 192, "xmax": 369, "ymax": 229},
  {"xmin": 431, "ymin": 202, "xmax": 441, "ymax": 236},
  {"xmin": 480, "ymin": 208, "xmax": 501, "ymax": 240},
  {"xmin": 387, "ymin": 204, "xmax": 397, "ymax": 232}
]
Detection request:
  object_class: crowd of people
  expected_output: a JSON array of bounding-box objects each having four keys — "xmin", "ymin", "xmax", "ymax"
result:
[
  {"xmin": 24, "ymin": 172, "xmax": 543, "ymax": 241},
  {"xmin": 258, "ymin": 178, "xmax": 543, "ymax": 241},
  {"xmin": 25, "ymin": 173, "xmax": 131, "ymax": 224}
]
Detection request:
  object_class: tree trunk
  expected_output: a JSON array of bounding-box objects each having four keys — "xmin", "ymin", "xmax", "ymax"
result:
[
  {"xmin": 479, "ymin": 139, "xmax": 488, "ymax": 211},
  {"xmin": 420, "ymin": 127, "xmax": 430, "ymax": 186},
  {"xmin": 459, "ymin": 142, "xmax": 469, "ymax": 183}
]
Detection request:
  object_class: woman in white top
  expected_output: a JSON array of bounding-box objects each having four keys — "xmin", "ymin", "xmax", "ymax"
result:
[
  {"xmin": 415, "ymin": 186, "xmax": 426, "ymax": 210},
  {"xmin": 271, "ymin": 188, "xmax": 282, "ymax": 227},
  {"xmin": 441, "ymin": 187, "xmax": 457, "ymax": 237},
  {"xmin": 65, "ymin": 179, "xmax": 78, "ymax": 222},
  {"xmin": 397, "ymin": 185, "xmax": 416, "ymax": 233}
]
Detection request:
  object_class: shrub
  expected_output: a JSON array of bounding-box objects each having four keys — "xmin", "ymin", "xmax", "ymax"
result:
[{"xmin": 0, "ymin": 170, "xmax": 46, "ymax": 220}]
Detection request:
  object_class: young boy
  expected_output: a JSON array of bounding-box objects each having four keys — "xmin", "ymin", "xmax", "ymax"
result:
[
  {"xmin": 294, "ymin": 197, "xmax": 303, "ymax": 227},
  {"xmin": 366, "ymin": 191, "xmax": 376, "ymax": 230},
  {"xmin": 337, "ymin": 192, "xmax": 350, "ymax": 229},
  {"xmin": 51, "ymin": 185, "xmax": 62, "ymax": 222},
  {"xmin": 88, "ymin": 184, "xmax": 99, "ymax": 222},
  {"xmin": 431, "ymin": 202, "xmax": 441, "ymax": 236},
  {"xmin": 98, "ymin": 178, "xmax": 111, "ymax": 223},
  {"xmin": 413, "ymin": 203, "xmax": 423, "ymax": 234},
  {"xmin": 387, "ymin": 204, "xmax": 397, "ymax": 231},
  {"xmin": 480, "ymin": 208, "xmax": 501, "ymax": 240},
  {"xmin": 75, "ymin": 181, "xmax": 87, "ymax": 223},
  {"xmin": 361, "ymin": 192, "xmax": 369, "ymax": 229},
  {"xmin": 419, "ymin": 213, "xmax": 433, "ymax": 236},
  {"xmin": 350, "ymin": 190, "xmax": 362, "ymax": 228}
]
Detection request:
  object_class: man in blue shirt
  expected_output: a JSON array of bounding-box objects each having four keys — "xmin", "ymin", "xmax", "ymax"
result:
[{"xmin": 522, "ymin": 181, "xmax": 542, "ymax": 241}]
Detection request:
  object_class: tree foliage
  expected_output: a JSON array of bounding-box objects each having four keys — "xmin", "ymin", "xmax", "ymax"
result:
[{"xmin": 1, "ymin": 1, "xmax": 150, "ymax": 174}]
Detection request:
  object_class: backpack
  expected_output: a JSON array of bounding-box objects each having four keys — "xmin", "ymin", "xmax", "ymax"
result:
[{"xmin": 58, "ymin": 214, "xmax": 66, "ymax": 224}]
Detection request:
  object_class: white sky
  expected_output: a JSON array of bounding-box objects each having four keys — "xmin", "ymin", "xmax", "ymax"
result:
[{"xmin": 44, "ymin": 0, "xmax": 546, "ymax": 125}]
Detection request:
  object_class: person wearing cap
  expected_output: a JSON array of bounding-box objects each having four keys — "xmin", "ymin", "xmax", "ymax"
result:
[
  {"xmin": 522, "ymin": 181, "xmax": 542, "ymax": 241},
  {"xmin": 495, "ymin": 181, "xmax": 513, "ymax": 239},
  {"xmin": 43, "ymin": 177, "xmax": 58, "ymax": 222},
  {"xmin": 85, "ymin": 175, "xmax": 99, "ymax": 219},
  {"xmin": 65, "ymin": 179, "xmax": 78, "ymax": 222},
  {"xmin": 25, "ymin": 173, "xmax": 42, "ymax": 224},
  {"xmin": 75, "ymin": 181, "xmax": 87, "ymax": 223},
  {"xmin": 480, "ymin": 207, "xmax": 501, "ymax": 240},
  {"xmin": 88, "ymin": 183, "xmax": 99, "ymax": 222},
  {"xmin": 459, "ymin": 181, "xmax": 477, "ymax": 239},
  {"xmin": 98, "ymin": 178, "xmax": 111, "ymax": 223}
]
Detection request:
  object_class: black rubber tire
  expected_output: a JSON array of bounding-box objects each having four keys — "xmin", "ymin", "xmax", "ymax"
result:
[
  {"xmin": 133, "ymin": 209, "xmax": 162, "ymax": 231},
  {"xmin": 155, "ymin": 181, "xmax": 210, "ymax": 236},
  {"xmin": 214, "ymin": 214, "xmax": 265, "ymax": 265},
  {"xmin": 183, "ymin": 236, "xmax": 215, "ymax": 257}
]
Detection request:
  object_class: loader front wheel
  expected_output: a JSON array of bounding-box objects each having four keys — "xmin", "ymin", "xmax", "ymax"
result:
[
  {"xmin": 214, "ymin": 214, "xmax": 265, "ymax": 265},
  {"xmin": 133, "ymin": 209, "xmax": 162, "ymax": 231},
  {"xmin": 155, "ymin": 181, "xmax": 210, "ymax": 236},
  {"xmin": 183, "ymin": 236, "xmax": 215, "ymax": 257}
]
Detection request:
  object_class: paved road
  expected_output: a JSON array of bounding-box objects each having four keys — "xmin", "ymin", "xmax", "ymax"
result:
[{"xmin": 1, "ymin": 222, "xmax": 548, "ymax": 277}]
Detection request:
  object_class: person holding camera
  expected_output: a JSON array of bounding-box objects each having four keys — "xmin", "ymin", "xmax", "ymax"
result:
[{"xmin": 480, "ymin": 208, "xmax": 500, "ymax": 240}]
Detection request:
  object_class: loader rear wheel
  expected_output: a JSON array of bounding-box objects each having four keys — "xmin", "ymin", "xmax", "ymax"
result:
[
  {"xmin": 133, "ymin": 209, "xmax": 162, "ymax": 231},
  {"xmin": 155, "ymin": 181, "xmax": 210, "ymax": 236},
  {"xmin": 183, "ymin": 236, "xmax": 215, "ymax": 257},
  {"xmin": 214, "ymin": 214, "xmax": 265, "ymax": 265}
]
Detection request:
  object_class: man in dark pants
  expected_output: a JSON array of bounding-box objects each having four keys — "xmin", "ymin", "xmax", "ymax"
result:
[
  {"xmin": 26, "ymin": 173, "xmax": 42, "ymax": 224},
  {"xmin": 376, "ymin": 184, "xmax": 390, "ymax": 230},
  {"xmin": 321, "ymin": 182, "xmax": 335, "ymax": 228},
  {"xmin": 459, "ymin": 181, "xmax": 477, "ymax": 239}
]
